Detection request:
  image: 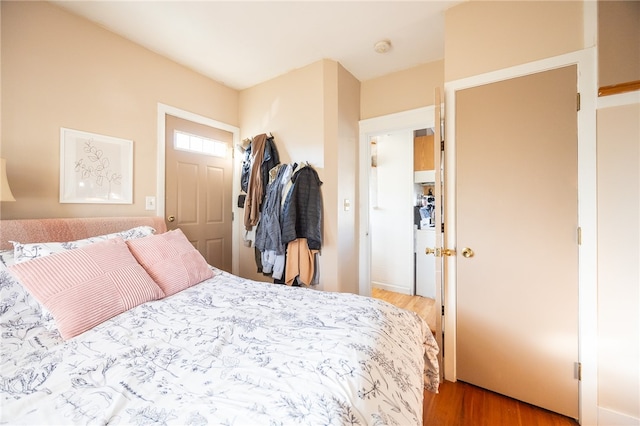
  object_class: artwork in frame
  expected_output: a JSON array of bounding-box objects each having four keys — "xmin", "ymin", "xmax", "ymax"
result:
[{"xmin": 59, "ymin": 128, "xmax": 133, "ymax": 204}]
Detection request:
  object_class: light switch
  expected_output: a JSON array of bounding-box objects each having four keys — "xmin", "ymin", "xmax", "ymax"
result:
[{"xmin": 145, "ymin": 196, "xmax": 156, "ymax": 211}]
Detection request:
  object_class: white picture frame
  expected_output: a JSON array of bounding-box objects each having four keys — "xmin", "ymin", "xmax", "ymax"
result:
[{"xmin": 60, "ymin": 128, "xmax": 133, "ymax": 204}]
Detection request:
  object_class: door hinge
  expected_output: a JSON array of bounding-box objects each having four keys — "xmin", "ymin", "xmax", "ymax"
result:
[
  {"xmin": 440, "ymin": 140, "xmax": 444, "ymax": 151},
  {"xmin": 575, "ymin": 362, "xmax": 582, "ymax": 381},
  {"xmin": 232, "ymin": 211, "xmax": 234, "ymax": 221},
  {"xmin": 441, "ymin": 223, "xmax": 445, "ymax": 233},
  {"xmin": 577, "ymin": 93, "xmax": 581, "ymax": 111},
  {"xmin": 577, "ymin": 226, "xmax": 582, "ymax": 245},
  {"xmin": 442, "ymin": 305, "xmax": 445, "ymax": 316}
]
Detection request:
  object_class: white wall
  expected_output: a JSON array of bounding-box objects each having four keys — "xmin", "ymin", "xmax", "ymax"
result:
[{"xmin": 370, "ymin": 130, "xmax": 414, "ymax": 295}]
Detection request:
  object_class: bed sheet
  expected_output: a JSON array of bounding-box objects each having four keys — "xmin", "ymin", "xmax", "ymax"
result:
[{"xmin": 1, "ymin": 261, "xmax": 439, "ymax": 425}]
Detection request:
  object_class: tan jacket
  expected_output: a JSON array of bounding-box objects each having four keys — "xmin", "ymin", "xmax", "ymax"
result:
[
  {"xmin": 243, "ymin": 133, "xmax": 267, "ymax": 230},
  {"xmin": 285, "ymin": 238, "xmax": 319, "ymax": 286}
]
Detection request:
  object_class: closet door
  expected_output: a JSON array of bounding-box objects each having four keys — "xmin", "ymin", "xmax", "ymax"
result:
[{"xmin": 455, "ymin": 66, "xmax": 579, "ymax": 418}]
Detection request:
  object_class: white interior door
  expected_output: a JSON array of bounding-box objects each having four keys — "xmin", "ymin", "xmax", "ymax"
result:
[{"xmin": 455, "ymin": 66, "xmax": 579, "ymax": 418}]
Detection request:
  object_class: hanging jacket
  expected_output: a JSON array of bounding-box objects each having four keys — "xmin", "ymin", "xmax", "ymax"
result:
[
  {"xmin": 241, "ymin": 135, "xmax": 280, "ymax": 202},
  {"xmin": 285, "ymin": 238, "xmax": 319, "ymax": 286},
  {"xmin": 240, "ymin": 147, "xmax": 251, "ymax": 193},
  {"xmin": 281, "ymin": 166, "xmax": 323, "ymax": 250},
  {"xmin": 261, "ymin": 136, "xmax": 280, "ymax": 198},
  {"xmin": 255, "ymin": 164, "xmax": 288, "ymax": 255},
  {"xmin": 243, "ymin": 134, "xmax": 267, "ymax": 230}
]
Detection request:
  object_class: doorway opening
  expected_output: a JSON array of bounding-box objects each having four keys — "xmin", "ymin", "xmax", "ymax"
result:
[{"xmin": 359, "ymin": 108, "xmax": 440, "ymax": 324}]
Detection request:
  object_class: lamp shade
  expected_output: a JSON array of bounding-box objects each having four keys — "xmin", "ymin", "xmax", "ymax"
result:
[{"xmin": 0, "ymin": 158, "xmax": 16, "ymax": 202}]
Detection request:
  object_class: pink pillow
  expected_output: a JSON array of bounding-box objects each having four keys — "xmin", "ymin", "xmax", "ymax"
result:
[
  {"xmin": 126, "ymin": 228, "xmax": 214, "ymax": 297},
  {"xmin": 9, "ymin": 237, "xmax": 165, "ymax": 340}
]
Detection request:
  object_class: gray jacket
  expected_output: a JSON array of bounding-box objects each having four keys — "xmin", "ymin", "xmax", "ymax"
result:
[
  {"xmin": 255, "ymin": 165, "xmax": 289, "ymax": 255},
  {"xmin": 281, "ymin": 166, "xmax": 323, "ymax": 250}
]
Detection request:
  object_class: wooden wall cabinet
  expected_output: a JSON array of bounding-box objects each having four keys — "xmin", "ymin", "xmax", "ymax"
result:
[
  {"xmin": 414, "ymin": 134, "xmax": 435, "ymax": 183},
  {"xmin": 414, "ymin": 134, "xmax": 434, "ymax": 171}
]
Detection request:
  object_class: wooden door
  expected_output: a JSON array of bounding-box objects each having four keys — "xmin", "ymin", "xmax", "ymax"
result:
[
  {"xmin": 165, "ymin": 115, "xmax": 233, "ymax": 272},
  {"xmin": 455, "ymin": 66, "xmax": 579, "ymax": 418}
]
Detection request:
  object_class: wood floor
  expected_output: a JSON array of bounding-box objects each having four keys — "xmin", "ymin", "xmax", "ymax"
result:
[
  {"xmin": 372, "ymin": 287, "xmax": 436, "ymax": 331},
  {"xmin": 422, "ymin": 380, "xmax": 579, "ymax": 426},
  {"xmin": 371, "ymin": 288, "xmax": 580, "ymax": 426}
]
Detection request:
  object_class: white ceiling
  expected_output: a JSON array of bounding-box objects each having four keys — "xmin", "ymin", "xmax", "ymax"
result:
[{"xmin": 52, "ymin": 1, "xmax": 463, "ymax": 91}]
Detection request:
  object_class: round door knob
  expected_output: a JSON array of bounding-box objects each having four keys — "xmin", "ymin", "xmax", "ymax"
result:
[
  {"xmin": 462, "ymin": 247, "xmax": 474, "ymax": 258},
  {"xmin": 167, "ymin": 215, "xmax": 175, "ymax": 222},
  {"xmin": 425, "ymin": 247, "xmax": 435, "ymax": 255}
]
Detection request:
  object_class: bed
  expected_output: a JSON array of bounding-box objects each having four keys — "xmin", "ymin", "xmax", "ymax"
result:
[{"xmin": 0, "ymin": 217, "xmax": 439, "ymax": 425}]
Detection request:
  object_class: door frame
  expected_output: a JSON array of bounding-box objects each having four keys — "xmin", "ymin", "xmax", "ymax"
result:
[
  {"xmin": 358, "ymin": 106, "xmax": 435, "ymax": 297},
  {"xmin": 156, "ymin": 103, "xmax": 241, "ymax": 275},
  {"xmin": 443, "ymin": 48, "xmax": 597, "ymax": 424}
]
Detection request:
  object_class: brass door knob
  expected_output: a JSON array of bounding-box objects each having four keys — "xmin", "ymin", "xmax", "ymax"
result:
[
  {"xmin": 462, "ymin": 247, "xmax": 474, "ymax": 258},
  {"xmin": 167, "ymin": 215, "xmax": 175, "ymax": 222},
  {"xmin": 425, "ymin": 247, "xmax": 435, "ymax": 255},
  {"xmin": 443, "ymin": 248, "xmax": 456, "ymax": 257}
]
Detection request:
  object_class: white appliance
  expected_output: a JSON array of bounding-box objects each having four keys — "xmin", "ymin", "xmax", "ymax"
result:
[{"xmin": 415, "ymin": 228, "xmax": 436, "ymax": 298}]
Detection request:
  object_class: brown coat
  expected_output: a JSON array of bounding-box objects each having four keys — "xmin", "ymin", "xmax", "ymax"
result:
[{"xmin": 243, "ymin": 133, "xmax": 267, "ymax": 230}]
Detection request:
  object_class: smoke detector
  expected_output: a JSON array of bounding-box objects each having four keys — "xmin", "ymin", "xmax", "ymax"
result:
[{"xmin": 374, "ymin": 40, "xmax": 392, "ymax": 54}]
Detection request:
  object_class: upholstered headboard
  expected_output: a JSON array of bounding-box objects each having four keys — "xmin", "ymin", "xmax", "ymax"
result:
[{"xmin": 0, "ymin": 217, "xmax": 167, "ymax": 251}]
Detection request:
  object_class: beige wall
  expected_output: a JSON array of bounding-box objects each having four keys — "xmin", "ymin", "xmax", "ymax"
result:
[
  {"xmin": 335, "ymin": 63, "xmax": 360, "ymax": 294},
  {"xmin": 237, "ymin": 59, "xmax": 360, "ymax": 293},
  {"xmin": 360, "ymin": 60, "xmax": 443, "ymax": 119},
  {"xmin": 237, "ymin": 61, "xmax": 324, "ymax": 283},
  {"xmin": 0, "ymin": 1, "xmax": 238, "ymax": 219},
  {"xmin": 598, "ymin": 0, "xmax": 640, "ymax": 88},
  {"xmin": 596, "ymin": 102, "xmax": 640, "ymax": 420},
  {"xmin": 239, "ymin": 60, "xmax": 360, "ymax": 293},
  {"xmin": 2, "ymin": 1, "xmax": 360, "ymax": 294},
  {"xmin": 444, "ymin": 1, "xmax": 584, "ymax": 82},
  {"xmin": 0, "ymin": 4, "xmax": 3, "ymax": 148}
]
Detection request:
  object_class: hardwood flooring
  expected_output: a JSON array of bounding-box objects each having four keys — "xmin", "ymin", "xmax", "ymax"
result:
[
  {"xmin": 371, "ymin": 288, "xmax": 579, "ymax": 426},
  {"xmin": 371, "ymin": 287, "xmax": 436, "ymax": 331},
  {"xmin": 423, "ymin": 380, "xmax": 579, "ymax": 426}
]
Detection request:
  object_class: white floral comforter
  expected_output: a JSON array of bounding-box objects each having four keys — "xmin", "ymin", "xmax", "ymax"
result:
[{"xmin": 1, "ymin": 261, "xmax": 439, "ymax": 425}]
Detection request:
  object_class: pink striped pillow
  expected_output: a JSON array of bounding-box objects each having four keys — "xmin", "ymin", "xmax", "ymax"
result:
[
  {"xmin": 126, "ymin": 228, "xmax": 214, "ymax": 297},
  {"xmin": 9, "ymin": 237, "xmax": 165, "ymax": 340}
]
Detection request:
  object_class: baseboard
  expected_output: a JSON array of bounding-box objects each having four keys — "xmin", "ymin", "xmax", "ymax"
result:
[
  {"xmin": 598, "ymin": 406, "xmax": 640, "ymax": 425},
  {"xmin": 371, "ymin": 282, "xmax": 412, "ymax": 295}
]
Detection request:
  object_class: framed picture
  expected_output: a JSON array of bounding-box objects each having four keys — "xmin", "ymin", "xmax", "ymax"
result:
[{"xmin": 60, "ymin": 128, "xmax": 133, "ymax": 204}]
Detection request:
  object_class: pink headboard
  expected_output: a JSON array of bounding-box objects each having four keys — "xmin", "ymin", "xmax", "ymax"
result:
[{"xmin": 0, "ymin": 217, "xmax": 167, "ymax": 251}]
